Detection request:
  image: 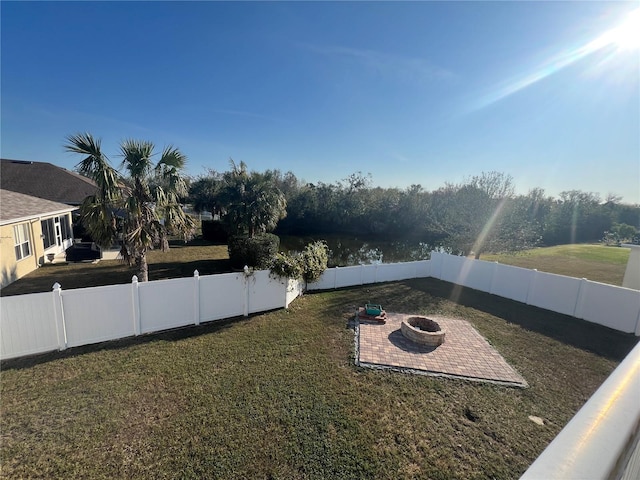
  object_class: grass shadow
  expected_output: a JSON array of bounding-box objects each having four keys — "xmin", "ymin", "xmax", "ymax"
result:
[
  {"xmin": 0, "ymin": 315, "xmax": 248, "ymax": 371},
  {"xmin": 405, "ymin": 277, "xmax": 639, "ymax": 361}
]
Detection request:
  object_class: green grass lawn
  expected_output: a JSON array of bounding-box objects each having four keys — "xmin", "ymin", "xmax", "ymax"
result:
[
  {"xmin": 0, "ymin": 240, "xmax": 231, "ymax": 297},
  {"xmin": 482, "ymin": 244, "xmax": 629, "ymax": 286},
  {"xmin": 1, "ymin": 279, "xmax": 637, "ymax": 479}
]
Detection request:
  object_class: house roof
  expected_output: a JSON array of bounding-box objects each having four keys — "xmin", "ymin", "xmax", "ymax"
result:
[
  {"xmin": 0, "ymin": 158, "xmax": 97, "ymax": 205},
  {"xmin": 0, "ymin": 189, "xmax": 77, "ymax": 226}
]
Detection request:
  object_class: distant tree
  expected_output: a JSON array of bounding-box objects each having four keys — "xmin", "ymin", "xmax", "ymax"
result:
[
  {"xmin": 65, "ymin": 133, "xmax": 195, "ymax": 282},
  {"xmin": 189, "ymin": 170, "xmax": 225, "ymax": 217},
  {"xmin": 468, "ymin": 171, "xmax": 515, "ymax": 199},
  {"xmin": 542, "ymin": 190, "xmax": 611, "ymax": 245},
  {"xmin": 431, "ymin": 173, "xmax": 540, "ymax": 258},
  {"xmin": 219, "ymin": 160, "xmax": 287, "ymax": 237}
]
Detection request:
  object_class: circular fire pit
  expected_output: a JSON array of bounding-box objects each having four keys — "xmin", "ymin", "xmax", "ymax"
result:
[{"xmin": 401, "ymin": 316, "xmax": 445, "ymax": 346}]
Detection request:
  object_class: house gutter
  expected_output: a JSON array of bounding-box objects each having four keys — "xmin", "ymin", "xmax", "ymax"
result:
[{"xmin": 0, "ymin": 207, "xmax": 77, "ymax": 227}]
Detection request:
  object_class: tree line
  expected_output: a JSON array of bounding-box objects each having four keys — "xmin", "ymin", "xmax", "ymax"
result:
[
  {"xmin": 189, "ymin": 165, "xmax": 640, "ymax": 258},
  {"xmin": 65, "ymin": 131, "xmax": 638, "ymax": 283}
]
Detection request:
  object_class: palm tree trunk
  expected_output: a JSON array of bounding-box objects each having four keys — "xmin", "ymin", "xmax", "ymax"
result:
[{"xmin": 136, "ymin": 252, "xmax": 149, "ymax": 282}]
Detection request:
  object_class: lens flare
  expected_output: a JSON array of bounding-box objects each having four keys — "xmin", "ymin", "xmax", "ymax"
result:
[{"xmin": 472, "ymin": 8, "xmax": 640, "ymax": 111}]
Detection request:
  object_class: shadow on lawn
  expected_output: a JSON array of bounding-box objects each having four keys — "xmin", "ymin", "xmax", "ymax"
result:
[
  {"xmin": 0, "ymin": 315, "xmax": 248, "ymax": 371},
  {"xmin": 405, "ymin": 278, "xmax": 639, "ymax": 362},
  {"xmin": 149, "ymin": 258, "xmax": 233, "ymax": 279}
]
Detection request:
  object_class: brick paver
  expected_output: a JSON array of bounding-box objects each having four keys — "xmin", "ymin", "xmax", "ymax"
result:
[{"xmin": 357, "ymin": 313, "xmax": 527, "ymax": 387}]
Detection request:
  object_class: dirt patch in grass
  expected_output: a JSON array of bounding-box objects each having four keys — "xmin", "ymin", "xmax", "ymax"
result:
[{"xmin": 2, "ymin": 279, "xmax": 637, "ymax": 479}]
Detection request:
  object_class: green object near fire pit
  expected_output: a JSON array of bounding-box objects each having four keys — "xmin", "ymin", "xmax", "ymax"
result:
[{"xmin": 365, "ymin": 304, "xmax": 383, "ymax": 316}]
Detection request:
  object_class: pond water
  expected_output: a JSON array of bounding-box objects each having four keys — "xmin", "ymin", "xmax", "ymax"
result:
[{"xmin": 279, "ymin": 234, "xmax": 448, "ymax": 267}]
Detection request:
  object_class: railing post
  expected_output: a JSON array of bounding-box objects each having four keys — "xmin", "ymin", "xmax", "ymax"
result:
[
  {"xmin": 52, "ymin": 282, "xmax": 67, "ymax": 351},
  {"xmin": 194, "ymin": 270, "xmax": 200, "ymax": 325},
  {"xmin": 131, "ymin": 275, "xmax": 141, "ymax": 335}
]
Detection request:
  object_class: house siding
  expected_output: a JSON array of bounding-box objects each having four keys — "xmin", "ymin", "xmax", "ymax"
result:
[{"xmin": 0, "ymin": 212, "xmax": 74, "ymax": 288}]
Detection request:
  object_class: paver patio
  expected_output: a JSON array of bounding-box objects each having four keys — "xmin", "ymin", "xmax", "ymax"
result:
[{"xmin": 357, "ymin": 313, "xmax": 528, "ymax": 387}]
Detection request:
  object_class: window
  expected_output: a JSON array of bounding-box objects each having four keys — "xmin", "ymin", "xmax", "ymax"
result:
[
  {"xmin": 60, "ymin": 215, "xmax": 72, "ymax": 240},
  {"xmin": 13, "ymin": 223, "xmax": 32, "ymax": 261},
  {"xmin": 41, "ymin": 218, "xmax": 55, "ymax": 249}
]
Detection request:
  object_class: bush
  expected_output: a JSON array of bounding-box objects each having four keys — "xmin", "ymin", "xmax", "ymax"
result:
[
  {"xmin": 270, "ymin": 252, "xmax": 304, "ymax": 279},
  {"xmin": 228, "ymin": 233, "xmax": 280, "ymax": 269},
  {"xmin": 269, "ymin": 241, "xmax": 328, "ymax": 288},
  {"xmin": 201, "ymin": 220, "xmax": 229, "ymax": 243},
  {"xmin": 300, "ymin": 241, "xmax": 329, "ymax": 284}
]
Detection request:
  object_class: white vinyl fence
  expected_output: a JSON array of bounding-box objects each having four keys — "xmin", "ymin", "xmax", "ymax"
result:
[
  {"xmin": 1, "ymin": 270, "xmax": 299, "ymax": 361},
  {"xmin": 2, "ymin": 253, "xmax": 639, "ymax": 361}
]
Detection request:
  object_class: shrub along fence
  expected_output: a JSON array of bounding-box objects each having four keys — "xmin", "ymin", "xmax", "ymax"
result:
[{"xmin": 2, "ymin": 253, "xmax": 639, "ymax": 361}]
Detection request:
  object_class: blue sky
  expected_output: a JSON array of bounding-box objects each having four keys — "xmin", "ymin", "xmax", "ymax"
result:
[{"xmin": 2, "ymin": 1, "xmax": 639, "ymax": 203}]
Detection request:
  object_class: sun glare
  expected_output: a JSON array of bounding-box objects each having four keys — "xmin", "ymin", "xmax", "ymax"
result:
[
  {"xmin": 610, "ymin": 8, "xmax": 640, "ymax": 50},
  {"xmin": 470, "ymin": 7, "xmax": 640, "ymax": 111}
]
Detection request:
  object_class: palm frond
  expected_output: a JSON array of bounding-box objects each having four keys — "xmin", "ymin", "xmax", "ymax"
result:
[
  {"xmin": 158, "ymin": 145, "xmax": 187, "ymax": 170},
  {"xmin": 120, "ymin": 139, "xmax": 154, "ymax": 179}
]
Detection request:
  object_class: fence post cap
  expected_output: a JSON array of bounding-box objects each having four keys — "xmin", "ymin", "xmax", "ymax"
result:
[
  {"xmin": 132, "ymin": 275, "xmax": 138, "ymax": 283},
  {"xmin": 194, "ymin": 269, "xmax": 199, "ymax": 277},
  {"xmin": 52, "ymin": 282, "xmax": 61, "ymax": 290},
  {"xmin": 243, "ymin": 265, "xmax": 249, "ymax": 274}
]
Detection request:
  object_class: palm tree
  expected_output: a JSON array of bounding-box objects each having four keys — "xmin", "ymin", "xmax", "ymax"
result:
[
  {"xmin": 219, "ymin": 160, "xmax": 287, "ymax": 237},
  {"xmin": 65, "ymin": 133, "xmax": 195, "ymax": 281}
]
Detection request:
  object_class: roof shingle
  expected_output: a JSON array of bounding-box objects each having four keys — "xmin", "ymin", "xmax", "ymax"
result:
[
  {"xmin": 0, "ymin": 159, "xmax": 97, "ymax": 205},
  {"xmin": 0, "ymin": 189, "xmax": 77, "ymax": 225}
]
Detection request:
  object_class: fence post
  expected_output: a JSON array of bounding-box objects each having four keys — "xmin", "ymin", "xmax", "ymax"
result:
[
  {"xmin": 334, "ymin": 266, "xmax": 339, "ymax": 289},
  {"xmin": 51, "ymin": 282, "xmax": 67, "ymax": 351},
  {"xmin": 488, "ymin": 262, "xmax": 499, "ymax": 295},
  {"xmin": 573, "ymin": 278, "xmax": 589, "ymax": 318},
  {"xmin": 243, "ymin": 265, "xmax": 250, "ymax": 317},
  {"xmin": 131, "ymin": 275, "xmax": 141, "ymax": 335},
  {"xmin": 525, "ymin": 269, "xmax": 538, "ymax": 305},
  {"xmin": 194, "ymin": 270, "xmax": 200, "ymax": 326},
  {"xmin": 431, "ymin": 251, "xmax": 443, "ymax": 279}
]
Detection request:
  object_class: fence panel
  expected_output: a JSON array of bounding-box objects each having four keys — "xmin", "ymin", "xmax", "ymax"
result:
[
  {"xmin": 335, "ymin": 266, "xmax": 364, "ymax": 289},
  {"xmin": 360, "ymin": 265, "xmax": 377, "ymax": 284},
  {"xmin": 139, "ymin": 277, "xmax": 195, "ymax": 333},
  {"xmin": 438, "ymin": 255, "xmax": 467, "ymax": 284},
  {"xmin": 285, "ymin": 279, "xmax": 303, "ymax": 307},
  {"xmin": 457, "ymin": 259, "xmax": 495, "ymax": 292},
  {"xmin": 527, "ymin": 271, "xmax": 582, "ymax": 316},
  {"xmin": 490, "ymin": 263, "xmax": 535, "ymax": 303},
  {"xmin": 0, "ymin": 292, "xmax": 59, "ymax": 359},
  {"xmin": 307, "ymin": 269, "xmax": 336, "ymax": 291},
  {"xmin": 62, "ymin": 284, "xmax": 135, "ymax": 348},
  {"xmin": 199, "ymin": 272, "xmax": 245, "ymax": 321},
  {"xmin": 576, "ymin": 282, "xmax": 640, "ymax": 334},
  {"xmin": 376, "ymin": 262, "xmax": 417, "ymax": 282},
  {"xmin": 249, "ymin": 270, "xmax": 287, "ymax": 313}
]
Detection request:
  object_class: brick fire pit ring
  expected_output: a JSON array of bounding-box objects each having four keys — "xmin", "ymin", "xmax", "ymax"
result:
[{"xmin": 401, "ymin": 316, "xmax": 446, "ymax": 347}]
